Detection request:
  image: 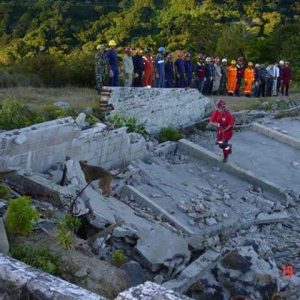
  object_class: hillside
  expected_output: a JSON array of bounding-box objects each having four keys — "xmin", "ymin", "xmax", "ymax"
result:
[{"xmin": 0, "ymin": 0, "xmax": 299, "ymax": 86}]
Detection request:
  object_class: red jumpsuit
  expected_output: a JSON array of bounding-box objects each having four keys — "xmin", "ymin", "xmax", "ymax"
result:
[
  {"xmin": 143, "ymin": 55, "xmax": 153, "ymax": 87},
  {"xmin": 281, "ymin": 66, "xmax": 292, "ymax": 96},
  {"xmin": 210, "ymin": 109, "xmax": 235, "ymax": 160}
]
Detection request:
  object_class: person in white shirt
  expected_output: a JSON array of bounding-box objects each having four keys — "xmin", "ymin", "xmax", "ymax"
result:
[{"xmin": 123, "ymin": 47, "xmax": 134, "ymax": 87}]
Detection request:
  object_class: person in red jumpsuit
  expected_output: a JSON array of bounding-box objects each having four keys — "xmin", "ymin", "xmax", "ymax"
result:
[
  {"xmin": 281, "ymin": 61, "xmax": 292, "ymax": 96},
  {"xmin": 209, "ymin": 99, "xmax": 235, "ymax": 163},
  {"xmin": 143, "ymin": 47, "xmax": 154, "ymax": 87}
]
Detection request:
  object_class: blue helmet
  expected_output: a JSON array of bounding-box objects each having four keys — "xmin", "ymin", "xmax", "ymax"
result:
[{"xmin": 158, "ymin": 47, "xmax": 166, "ymax": 53}]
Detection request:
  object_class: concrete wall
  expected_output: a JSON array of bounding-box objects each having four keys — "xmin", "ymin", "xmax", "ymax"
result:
[
  {"xmin": 108, "ymin": 87, "xmax": 214, "ymax": 134},
  {"xmin": 0, "ymin": 118, "xmax": 147, "ymax": 173}
]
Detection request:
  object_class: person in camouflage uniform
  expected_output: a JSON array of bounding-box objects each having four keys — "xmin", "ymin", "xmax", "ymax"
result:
[{"xmin": 95, "ymin": 44, "xmax": 107, "ymax": 94}]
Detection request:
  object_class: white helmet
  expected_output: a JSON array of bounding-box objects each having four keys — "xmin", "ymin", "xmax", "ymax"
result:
[
  {"xmin": 205, "ymin": 57, "xmax": 211, "ymax": 62},
  {"xmin": 221, "ymin": 58, "xmax": 227, "ymax": 63},
  {"xmin": 279, "ymin": 60, "xmax": 284, "ymax": 65}
]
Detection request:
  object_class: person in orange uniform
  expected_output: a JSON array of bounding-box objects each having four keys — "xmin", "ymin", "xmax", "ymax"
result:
[
  {"xmin": 244, "ymin": 61, "xmax": 255, "ymax": 97},
  {"xmin": 143, "ymin": 47, "xmax": 154, "ymax": 87},
  {"xmin": 227, "ymin": 60, "xmax": 237, "ymax": 96},
  {"xmin": 209, "ymin": 99, "xmax": 235, "ymax": 163}
]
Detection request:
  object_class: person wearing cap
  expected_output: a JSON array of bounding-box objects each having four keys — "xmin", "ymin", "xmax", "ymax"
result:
[
  {"xmin": 244, "ymin": 62, "xmax": 255, "ymax": 97},
  {"xmin": 235, "ymin": 57, "xmax": 245, "ymax": 96},
  {"xmin": 107, "ymin": 40, "xmax": 119, "ymax": 86},
  {"xmin": 184, "ymin": 52, "xmax": 193, "ymax": 87},
  {"xmin": 203, "ymin": 56, "xmax": 215, "ymax": 95},
  {"xmin": 155, "ymin": 46, "xmax": 166, "ymax": 88},
  {"xmin": 277, "ymin": 60, "xmax": 284, "ymax": 95},
  {"xmin": 227, "ymin": 60, "xmax": 237, "ymax": 95},
  {"xmin": 95, "ymin": 44, "xmax": 107, "ymax": 94},
  {"xmin": 194, "ymin": 53, "xmax": 205, "ymax": 93},
  {"xmin": 175, "ymin": 50, "xmax": 185, "ymax": 88},
  {"xmin": 132, "ymin": 48, "xmax": 145, "ymax": 87},
  {"xmin": 272, "ymin": 62, "xmax": 280, "ymax": 96},
  {"xmin": 209, "ymin": 99, "xmax": 234, "ymax": 163},
  {"xmin": 281, "ymin": 61, "xmax": 292, "ymax": 96},
  {"xmin": 219, "ymin": 58, "xmax": 228, "ymax": 95},
  {"xmin": 212, "ymin": 57, "xmax": 222, "ymax": 95},
  {"xmin": 123, "ymin": 47, "xmax": 134, "ymax": 87},
  {"xmin": 165, "ymin": 53, "xmax": 175, "ymax": 88},
  {"xmin": 143, "ymin": 47, "xmax": 154, "ymax": 87}
]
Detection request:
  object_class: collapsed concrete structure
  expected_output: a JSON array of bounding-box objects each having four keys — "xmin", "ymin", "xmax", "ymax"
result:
[{"xmin": 0, "ymin": 88, "xmax": 300, "ymax": 299}]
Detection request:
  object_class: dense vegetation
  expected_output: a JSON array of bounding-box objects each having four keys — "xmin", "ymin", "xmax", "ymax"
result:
[{"xmin": 0, "ymin": 0, "xmax": 299, "ymax": 87}]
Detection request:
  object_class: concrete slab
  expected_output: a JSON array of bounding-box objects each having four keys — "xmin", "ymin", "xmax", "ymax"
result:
[
  {"xmin": 107, "ymin": 87, "xmax": 214, "ymax": 134},
  {"xmin": 231, "ymin": 130, "xmax": 300, "ymax": 194},
  {"xmin": 261, "ymin": 117, "xmax": 300, "ymax": 140}
]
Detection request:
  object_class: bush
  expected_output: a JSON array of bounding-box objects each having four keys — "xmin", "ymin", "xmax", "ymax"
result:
[
  {"xmin": 56, "ymin": 214, "xmax": 81, "ymax": 250},
  {"xmin": 159, "ymin": 127, "xmax": 183, "ymax": 142},
  {"xmin": 36, "ymin": 103, "xmax": 76, "ymax": 121},
  {"xmin": 10, "ymin": 245, "xmax": 61, "ymax": 275},
  {"xmin": 107, "ymin": 112, "xmax": 147, "ymax": 136},
  {"xmin": 0, "ymin": 182, "xmax": 10, "ymax": 199},
  {"xmin": 0, "ymin": 98, "xmax": 36, "ymax": 130},
  {"xmin": 112, "ymin": 249, "xmax": 126, "ymax": 267},
  {"xmin": 6, "ymin": 196, "xmax": 39, "ymax": 236}
]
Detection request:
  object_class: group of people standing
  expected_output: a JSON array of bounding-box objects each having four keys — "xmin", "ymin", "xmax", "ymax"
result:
[{"xmin": 95, "ymin": 41, "xmax": 292, "ymax": 97}]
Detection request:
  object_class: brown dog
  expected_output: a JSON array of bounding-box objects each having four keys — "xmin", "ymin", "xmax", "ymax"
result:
[{"xmin": 79, "ymin": 160, "xmax": 112, "ymax": 197}]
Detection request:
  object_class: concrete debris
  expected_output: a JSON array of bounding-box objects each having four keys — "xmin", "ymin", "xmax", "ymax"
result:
[
  {"xmin": 116, "ymin": 281, "xmax": 192, "ymax": 300},
  {"xmin": 0, "ymin": 218, "xmax": 9, "ymax": 254},
  {"xmin": 136, "ymin": 226, "xmax": 190, "ymax": 273},
  {"xmin": 205, "ymin": 217, "xmax": 217, "ymax": 226},
  {"xmin": 120, "ymin": 260, "xmax": 146, "ymax": 288}
]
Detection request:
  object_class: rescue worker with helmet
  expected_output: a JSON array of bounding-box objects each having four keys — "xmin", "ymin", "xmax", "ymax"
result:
[
  {"xmin": 244, "ymin": 61, "xmax": 255, "ymax": 97},
  {"xmin": 132, "ymin": 48, "xmax": 145, "ymax": 87},
  {"xmin": 107, "ymin": 40, "xmax": 119, "ymax": 86},
  {"xmin": 209, "ymin": 99, "xmax": 234, "ymax": 163},
  {"xmin": 165, "ymin": 53, "xmax": 175, "ymax": 88},
  {"xmin": 212, "ymin": 57, "xmax": 222, "ymax": 95},
  {"xmin": 194, "ymin": 54, "xmax": 205, "ymax": 93},
  {"xmin": 203, "ymin": 56, "xmax": 214, "ymax": 95},
  {"xmin": 219, "ymin": 58, "xmax": 228, "ymax": 95},
  {"xmin": 95, "ymin": 44, "xmax": 107, "ymax": 94},
  {"xmin": 184, "ymin": 52, "xmax": 193, "ymax": 87},
  {"xmin": 175, "ymin": 50, "xmax": 185, "ymax": 88},
  {"xmin": 155, "ymin": 46, "xmax": 166, "ymax": 87},
  {"xmin": 227, "ymin": 60, "xmax": 237, "ymax": 95},
  {"xmin": 143, "ymin": 47, "xmax": 154, "ymax": 87},
  {"xmin": 123, "ymin": 47, "xmax": 134, "ymax": 87}
]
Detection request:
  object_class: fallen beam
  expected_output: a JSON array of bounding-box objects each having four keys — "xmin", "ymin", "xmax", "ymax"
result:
[
  {"xmin": 122, "ymin": 185, "xmax": 194, "ymax": 235},
  {"xmin": 251, "ymin": 122, "xmax": 300, "ymax": 150}
]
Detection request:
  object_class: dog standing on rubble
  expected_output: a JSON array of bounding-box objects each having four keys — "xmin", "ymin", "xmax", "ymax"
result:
[{"xmin": 79, "ymin": 160, "xmax": 113, "ymax": 197}]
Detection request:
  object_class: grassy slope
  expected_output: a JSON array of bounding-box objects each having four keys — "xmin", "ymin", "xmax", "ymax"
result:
[{"xmin": 0, "ymin": 87, "xmax": 299, "ymax": 113}]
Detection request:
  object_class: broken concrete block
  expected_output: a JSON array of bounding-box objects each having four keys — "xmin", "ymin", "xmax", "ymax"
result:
[
  {"xmin": 116, "ymin": 281, "xmax": 192, "ymax": 300},
  {"xmin": 205, "ymin": 217, "xmax": 217, "ymax": 226},
  {"xmin": 254, "ymin": 211, "xmax": 289, "ymax": 225},
  {"xmin": 120, "ymin": 260, "xmax": 146, "ymax": 288},
  {"xmin": 0, "ymin": 218, "xmax": 9, "ymax": 254},
  {"xmin": 136, "ymin": 226, "xmax": 190, "ymax": 272},
  {"xmin": 14, "ymin": 133, "xmax": 27, "ymax": 145},
  {"xmin": 65, "ymin": 160, "xmax": 87, "ymax": 186}
]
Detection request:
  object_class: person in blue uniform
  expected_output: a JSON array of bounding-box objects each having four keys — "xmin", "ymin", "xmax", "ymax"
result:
[
  {"xmin": 106, "ymin": 40, "xmax": 119, "ymax": 86},
  {"xmin": 165, "ymin": 53, "xmax": 174, "ymax": 88},
  {"xmin": 155, "ymin": 47, "xmax": 166, "ymax": 88},
  {"xmin": 184, "ymin": 52, "xmax": 193, "ymax": 87}
]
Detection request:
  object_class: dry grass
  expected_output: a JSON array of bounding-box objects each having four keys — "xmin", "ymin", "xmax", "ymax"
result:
[{"xmin": 0, "ymin": 87, "xmax": 98, "ymax": 110}]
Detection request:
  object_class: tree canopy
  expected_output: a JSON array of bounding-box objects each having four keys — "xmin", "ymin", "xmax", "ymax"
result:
[{"xmin": 0, "ymin": 0, "xmax": 299, "ymax": 85}]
